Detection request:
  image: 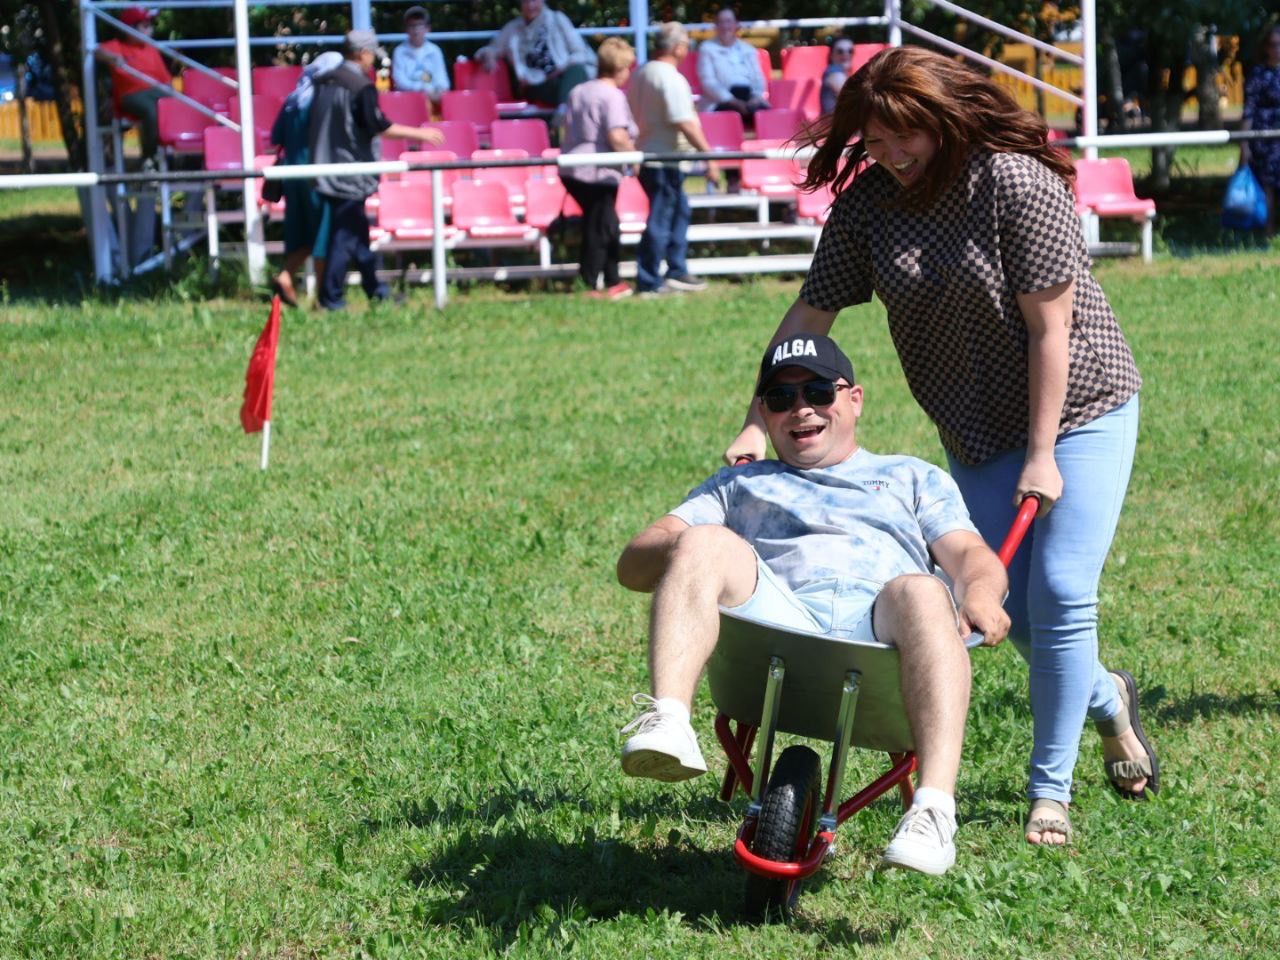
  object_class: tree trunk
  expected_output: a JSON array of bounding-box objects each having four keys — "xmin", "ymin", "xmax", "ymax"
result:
[
  {"xmin": 1099, "ymin": 24, "xmax": 1127, "ymax": 131},
  {"xmin": 37, "ymin": 0, "xmax": 86, "ymax": 170},
  {"xmin": 1190, "ymin": 25, "xmax": 1222, "ymax": 130},
  {"xmin": 1145, "ymin": 32, "xmax": 1190, "ymax": 191},
  {"xmin": 16, "ymin": 64, "xmax": 33, "ymax": 173}
]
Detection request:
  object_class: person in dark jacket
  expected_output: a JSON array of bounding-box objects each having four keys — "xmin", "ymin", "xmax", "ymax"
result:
[
  {"xmin": 269, "ymin": 51, "xmax": 342, "ymax": 306},
  {"xmin": 308, "ymin": 30, "xmax": 443, "ymax": 310}
]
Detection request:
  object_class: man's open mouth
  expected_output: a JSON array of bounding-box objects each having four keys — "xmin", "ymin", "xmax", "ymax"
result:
[{"xmin": 791, "ymin": 424, "xmax": 825, "ymax": 440}]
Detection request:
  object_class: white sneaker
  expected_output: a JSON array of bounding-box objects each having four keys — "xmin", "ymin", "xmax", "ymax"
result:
[
  {"xmin": 881, "ymin": 804, "xmax": 957, "ymax": 875},
  {"xmin": 620, "ymin": 694, "xmax": 707, "ymax": 782}
]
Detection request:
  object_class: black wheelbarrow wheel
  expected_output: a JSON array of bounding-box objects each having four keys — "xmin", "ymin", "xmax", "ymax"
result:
[{"xmin": 744, "ymin": 744, "xmax": 823, "ymax": 921}]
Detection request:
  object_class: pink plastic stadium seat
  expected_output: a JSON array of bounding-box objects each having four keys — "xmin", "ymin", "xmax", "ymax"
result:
[
  {"xmin": 752, "ymin": 108, "xmax": 804, "ymax": 142},
  {"xmin": 1073, "ymin": 157, "xmax": 1156, "ymax": 261},
  {"xmin": 780, "ymin": 46, "xmax": 827, "ymax": 119},
  {"xmin": 615, "ymin": 175, "xmax": 649, "ymax": 236},
  {"xmin": 469, "ymin": 148, "xmax": 530, "ymax": 204},
  {"xmin": 424, "ymin": 121, "xmax": 480, "ymax": 159},
  {"xmin": 678, "ymin": 48, "xmax": 703, "ymax": 96},
  {"xmin": 454, "ymin": 57, "xmax": 516, "ymax": 103},
  {"xmin": 228, "ymin": 94, "xmax": 283, "ymax": 154},
  {"xmin": 376, "ymin": 180, "xmax": 454, "ymax": 241},
  {"xmin": 252, "ymin": 65, "xmax": 303, "ymax": 101},
  {"xmin": 182, "ymin": 66, "xmax": 237, "ymax": 114},
  {"xmin": 202, "ymin": 124, "xmax": 243, "ymax": 174},
  {"xmin": 756, "ymin": 46, "xmax": 774, "ymax": 89},
  {"xmin": 796, "ymin": 180, "xmax": 835, "ymax": 224},
  {"xmin": 780, "ymin": 45, "xmax": 829, "ymax": 83},
  {"xmin": 524, "ymin": 176, "xmax": 584, "ymax": 229},
  {"xmin": 398, "ymin": 150, "xmax": 461, "ymax": 201},
  {"xmin": 157, "ymin": 98, "xmax": 211, "ymax": 154},
  {"xmin": 441, "ymin": 89, "xmax": 499, "ymax": 142},
  {"xmin": 700, "ymin": 110, "xmax": 745, "ymax": 153},
  {"xmin": 740, "ymin": 139, "xmax": 802, "ymax": 198},
  {"xmin": 850, "ymin": 43, "xmax": 889, "ymax": 73},
  {"xmin": 379, "ymin": 90, "xmax": 431, "ymax": 127},
  {"xmin": 450, "ymin": 180, "xmax": 538, "ymax": 240},
  {"xmin": 490, "ymin": 118, "xmax": 552, "ymax": 156},
  {"xmin": 766, "ymin": 78, "xmax": 815, "ymax": 116}
]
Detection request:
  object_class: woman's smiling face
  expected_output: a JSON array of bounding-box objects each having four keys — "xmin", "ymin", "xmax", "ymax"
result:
[{"xmin": 861, "ymin": 118, "xmax": 938, "ymax": 187}]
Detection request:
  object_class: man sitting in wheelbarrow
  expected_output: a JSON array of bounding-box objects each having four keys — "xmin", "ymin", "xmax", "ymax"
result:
[{"xmin": 617, "ymin": 334, "xmax": 1010, "ymax": 875}]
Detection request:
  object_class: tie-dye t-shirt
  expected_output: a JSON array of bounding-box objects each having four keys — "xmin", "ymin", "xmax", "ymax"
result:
[{"xmin": 669, "ymin": 449, "xmax": 977, "ymax": 613}]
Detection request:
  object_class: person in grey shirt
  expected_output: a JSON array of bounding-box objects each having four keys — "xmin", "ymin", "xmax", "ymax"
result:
[{"xmin": 618, "ymin": 334, "xmax": 1010, "ymax": 876}]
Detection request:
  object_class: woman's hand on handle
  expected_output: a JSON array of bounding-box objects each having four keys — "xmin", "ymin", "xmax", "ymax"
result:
[
  {"xmin": 1015, "ymin": 452, "xmax": 1063, "ymax": 518},
  {"xmin": 725, "ymin": 421, "xmax": 767, "ymax": 466}
]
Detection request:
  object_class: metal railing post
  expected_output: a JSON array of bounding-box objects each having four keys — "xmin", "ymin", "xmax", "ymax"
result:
[
  {"xmin": 234, "ymin": 0, "xmax": 266, "ymax": 285},
  {"xmin": 431, "ymin": 168, "xmax": 447, "ymax": 309}
]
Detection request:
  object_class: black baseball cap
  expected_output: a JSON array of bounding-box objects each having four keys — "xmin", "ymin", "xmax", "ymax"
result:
[{"xmin": 756, "ymin": 334, "xmax": 855, "ymax": 394}]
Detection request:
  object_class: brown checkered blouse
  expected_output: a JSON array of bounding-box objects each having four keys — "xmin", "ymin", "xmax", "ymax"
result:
[{"xmin": 799, "ymin": 150, "xmax": 1142, "ymax": 465}]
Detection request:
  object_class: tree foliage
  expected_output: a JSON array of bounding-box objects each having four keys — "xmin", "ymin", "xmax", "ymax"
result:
[{"xmin": 3, "ymin": 1, "xmax": 1277, "ymax": 172}]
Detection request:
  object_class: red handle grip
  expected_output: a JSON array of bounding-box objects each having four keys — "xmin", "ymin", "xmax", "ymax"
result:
[{"xmin": 997, "ymin": 495, "xmax": 1039, "ymax": 568}]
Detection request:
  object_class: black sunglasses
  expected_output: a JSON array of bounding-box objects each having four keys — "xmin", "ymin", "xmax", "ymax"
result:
[{"xmin": 760, "ymin": 379, "xmax": 851, "ymax": 413}]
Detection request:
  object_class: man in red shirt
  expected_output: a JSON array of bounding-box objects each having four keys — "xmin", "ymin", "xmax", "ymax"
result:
[{"xmin": 94, "ymin": 7, "xmax": 174, "ymax": 161}]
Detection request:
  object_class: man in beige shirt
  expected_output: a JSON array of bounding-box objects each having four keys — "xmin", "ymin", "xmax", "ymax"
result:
[{"xmin": 627, "ymin": 23, "xmax": 718, "ymax": 296}]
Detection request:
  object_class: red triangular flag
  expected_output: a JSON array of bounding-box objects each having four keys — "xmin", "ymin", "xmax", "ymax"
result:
[{"xmin": 240, "ymin": 295, "xmax": 281, "ymax": 434}]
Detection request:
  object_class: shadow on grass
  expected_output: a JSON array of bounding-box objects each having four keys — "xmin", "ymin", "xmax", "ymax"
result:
[
  {"xmin": 363, "ymin": 784, "xmax": 745, "ymax": 837},
  {"xmin": 408, "ymin": 822, "xmax": 901, "ymax": 947},
  {"xmin": 1144, "ymin": 174, "xmax": 1277, "ymax": 257},
  {"xmin": 0, "ymin": 212, "xmax": 95, "ymax": 302},
  {"xmin": 1151, "ymin": 687, "xmax": 1280, "ymax": 725}
]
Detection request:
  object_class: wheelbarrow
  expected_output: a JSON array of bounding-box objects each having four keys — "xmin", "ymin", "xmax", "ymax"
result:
[{"xmin": 706, "ymin": 495, "xmax": 1038, "ymax": 919}]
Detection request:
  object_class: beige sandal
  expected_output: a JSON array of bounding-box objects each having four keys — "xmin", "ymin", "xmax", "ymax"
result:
[
  {"xmin": 1025, "ymin": 798, "xmax": 1073, "ymax": 844},
  {"xmin": 1096, "ymin": 670, "xmax": 1160, "ymax": 801}
]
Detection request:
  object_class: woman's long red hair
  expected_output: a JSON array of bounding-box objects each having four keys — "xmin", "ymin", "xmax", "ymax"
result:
[{"xmin": 800, "ymin": 46, "xmax": 1074, "ymax": 206}]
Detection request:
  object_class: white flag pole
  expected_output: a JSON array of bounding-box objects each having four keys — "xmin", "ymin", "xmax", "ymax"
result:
[{"xmin": 260, "ymin": 421, "xmax": 272, "ymax": 470}]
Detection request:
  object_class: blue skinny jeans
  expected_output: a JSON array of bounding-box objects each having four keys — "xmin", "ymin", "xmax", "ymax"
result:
[{"xmin": 947, "ymin": 395, "xmax": 1139, "ymax": 804}]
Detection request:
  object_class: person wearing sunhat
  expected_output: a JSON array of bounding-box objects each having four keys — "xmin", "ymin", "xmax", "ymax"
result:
[
  {"xmin": 617, "ymin": 333, "xmax": 1011, "ymax": 876},
  {"xmin": 93, "ymin": 6, "xmax": 174, "ymax": 161}
]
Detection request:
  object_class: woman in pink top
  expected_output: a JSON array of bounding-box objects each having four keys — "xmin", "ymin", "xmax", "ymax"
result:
[{"xmin": 561, "ymin": 38, "xmax": 639, "ymax": 300}]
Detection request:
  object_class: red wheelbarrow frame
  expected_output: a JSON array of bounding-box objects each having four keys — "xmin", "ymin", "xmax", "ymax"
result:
[{"xmin": 714, "ymin": 495, "xmax": 1039, "ymax": 884}]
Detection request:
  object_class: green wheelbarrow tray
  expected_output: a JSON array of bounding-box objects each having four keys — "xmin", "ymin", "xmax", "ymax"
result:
[{"xmin": 708, "ymin": 609, "xmax": 985, "ymax": 752}]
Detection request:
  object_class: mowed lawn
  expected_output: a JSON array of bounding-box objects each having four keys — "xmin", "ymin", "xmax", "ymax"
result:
[{"xmin": 1, "ymin": 259, "xmax": 1278, "ymax": 958}]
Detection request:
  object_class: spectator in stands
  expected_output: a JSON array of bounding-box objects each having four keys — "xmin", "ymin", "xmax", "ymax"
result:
[
  {"xmin": 392, "ymin": 6, "xmax": 450, "ymax": 107},
  {"xmin": 697, "ymin": 7, "xmax": 769, "ymax": 123},
  {"xmin": 562, "ymin": 38, "xmax": 638, "ymax": 300},
  {"xmin": 473, "ymin": 0, "xmax": 596, "ymax": 108},
  {"xmin": 820, "ymin": 38, "xmax": 855, "ymax": 117},
  {"xmin": 628, "ymin": 23, "xmax": 717, "ymax": 297},
  {"xmin": 93, "ymin": 6, "xmax": 173, "ymax": 163},
  {"xmin": 1241, "ymin": 24, "xmax": 1280, "ymax": 236},
  {"xmin": 268, "ymin": 51, "xmax": 343, "ymax": 308},
  {"xmin": 308, "ymin": 31, "xmax": 444, "ymax": 311},
  {"xmin": 726, "ymin": 47, "xmax": 1157, "ymax": 848}
]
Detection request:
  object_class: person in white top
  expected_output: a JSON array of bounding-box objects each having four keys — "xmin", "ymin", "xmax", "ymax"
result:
[
  {"xmin": 696, "ymin": 7, "xmax": 770, "ymax": 122},
  {"xmin": 473, "ymin": 0, "xmax": 596, "ymax": 106},
  {"xmin": 391, "ymin": 6, "xmax": 450, "ymax": 105}
]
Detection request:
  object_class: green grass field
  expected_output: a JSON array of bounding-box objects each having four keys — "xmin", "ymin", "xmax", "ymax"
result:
[{"xmin": 2, "ymin": 246, "xmax": 1279, "ymax": 955}]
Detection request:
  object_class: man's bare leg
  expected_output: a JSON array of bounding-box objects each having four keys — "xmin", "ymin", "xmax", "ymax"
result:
[
  {"xmin": 873, "ymin": 574, "xmax": 971, "ymax": 793},
  {"xmin": 873, "ymin": 574, "xmax": 971, "ymax": 874},
  {"xmin": 622, "ymin": 525, "xmax": 757, "ymax": 781}
]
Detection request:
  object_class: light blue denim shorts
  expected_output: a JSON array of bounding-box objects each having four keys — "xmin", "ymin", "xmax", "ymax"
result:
[{"xmin": 722, "ymin": 555, "xmax": 879, "ymax": 643}]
